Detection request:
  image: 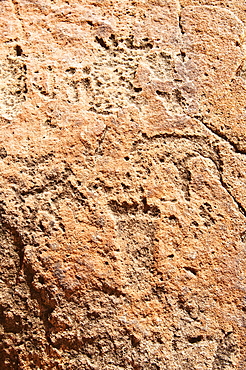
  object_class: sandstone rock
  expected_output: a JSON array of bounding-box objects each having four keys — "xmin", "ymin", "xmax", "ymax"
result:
[{"xmin": 0, "ymin": 0, "xmax": 245, "ymax": 369}]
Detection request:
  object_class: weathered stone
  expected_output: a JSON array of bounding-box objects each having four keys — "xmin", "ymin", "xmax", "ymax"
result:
[{"xmin": 0, "ymin": 0, "xmax": 245, "ymax": 369}]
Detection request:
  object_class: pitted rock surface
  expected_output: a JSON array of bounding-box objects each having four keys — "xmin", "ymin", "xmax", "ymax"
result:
[{"xmin": 0, "ymin": 0, "xmax": 246, "ymax": 369}]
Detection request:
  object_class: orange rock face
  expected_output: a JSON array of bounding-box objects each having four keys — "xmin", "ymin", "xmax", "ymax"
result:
[{"xmin": 0, "ymin": 0, "xmax": 246, "ymax": 369}]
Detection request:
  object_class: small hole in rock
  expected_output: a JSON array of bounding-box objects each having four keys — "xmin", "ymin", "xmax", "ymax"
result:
[
  {"xmin": 95, "ymin": 36, "xmax": 109, "ymax": 50},
  {"xmin": 59, "ymin": 223, "xmax": 66, "ymax": 232},
  {"xmin": 169, "ymin": 215, "xmax": 177, "ymax": 221},
  {"xmin": 191, "ymin": 221, "xmax": 199, "ymax": 227},
  {"xmin": 156, "ymin": 90, "xmax": 169, "ymax": 97},
  {"xmin": 15, "ymin": 45, "xmax": 23, "ymax": 56},
  {"xmin": 65, "ymin": 67, "xmax": 76, "ymax": 74},
  {"xmin": 188, "ymin": 335, "xmax": 203, "ymax": 344},
  {"xmin": 39, "ymin": 276, "xmax": 45, "ymax": 284},
  {"xmin": 39, "ymin": 222, "xmax": 45, "ymax": 232},
  {"xmin": 184, "ymin": 266, "xmax": 197, "ymax": 276}
]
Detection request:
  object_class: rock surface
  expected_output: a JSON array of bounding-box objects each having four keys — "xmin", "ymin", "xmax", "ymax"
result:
[{"xmin": 0, "ymin": 0, "xmax": 246, "ymax": 369}]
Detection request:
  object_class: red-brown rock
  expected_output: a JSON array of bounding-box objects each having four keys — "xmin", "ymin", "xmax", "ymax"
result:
[{"xmin": 0, "ymin": 0, "xmax": 245, "ymax": 369}]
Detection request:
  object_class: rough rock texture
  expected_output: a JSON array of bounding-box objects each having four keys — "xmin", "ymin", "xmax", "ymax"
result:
[{"xmin": 0, "ymin": 0, "xmax": 246, "ymax": 369}]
